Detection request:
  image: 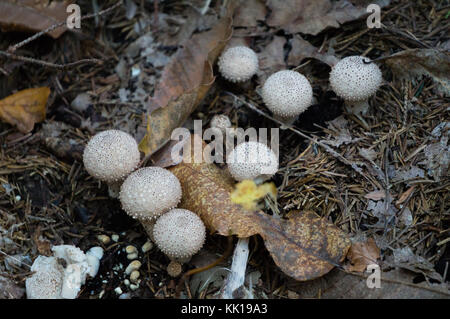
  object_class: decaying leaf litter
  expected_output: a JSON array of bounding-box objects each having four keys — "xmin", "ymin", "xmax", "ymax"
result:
[{"xmin": 0, "ymin": 0, "xmax": 449, "ymax": 299}]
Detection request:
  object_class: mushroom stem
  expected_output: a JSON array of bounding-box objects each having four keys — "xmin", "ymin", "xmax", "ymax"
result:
[
  {"xmin": 106, "ymin": 181, "xmax": 122, "ymax": 199},
  {"xmin": 221, "ymin": 237, "xmax": 250, "ymax": 299},
  {"xmin": 344, "ymin": 99, "xmax": 370, "ymax": 116}
]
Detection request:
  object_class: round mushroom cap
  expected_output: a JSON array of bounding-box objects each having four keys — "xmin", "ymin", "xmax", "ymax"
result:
[
  {"xmin": 119, "ymin": 167, "xmax": 182, "ymax": 221},
  {"xmin": 329, "ymin": 55, "xmax": 382, "ymax": 101},
  {"xmin": 262, "ymin": 70, "xmax": 313, "ymax": 119},
  {"xmin": 210, "ymin": 114, "xmax": 231, "ymax": 134},
  {"xmin": 218, "ymin": 46, "xmax": 259, "ymax": 82},
  {"xmin": 227, "ymin": 141, "xmax": 279, "ymax": 182},
  {"xmin": 83, "ymin": 130, "xmax": 140, "ymax": 183},
  {"xmin": 153, "ymin": 209, "xmax": 206, "ymax": 261}
]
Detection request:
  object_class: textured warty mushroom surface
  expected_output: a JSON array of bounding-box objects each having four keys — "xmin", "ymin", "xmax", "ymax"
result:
[
  {"xmin": 218, "ymin": 46, "xmax": 259, "ymax": 82},
  {"xmin": 329, "ymin": 55, "xmax": 382, "ymax": 101},
  {"xmin": 227, "ymin": 141, "xmax": 279, "ymax": 182},
  {"xmin": 153, "ymin": 209, "xmax": 206, "ymax": 261},
  {"xmin": 26, "ymin": 256, "xmax": 64, "ymax": 299},
  {"xmin": 83, "ymin": 129, "xmax": 140, "ymax": 183},
  {"xmin": 262, "ymin": 70, "xmax": 313, "ymax": 118},
  {"xmin": 120, "ymin": 167, "xmax": 182, "ymax": 220}
]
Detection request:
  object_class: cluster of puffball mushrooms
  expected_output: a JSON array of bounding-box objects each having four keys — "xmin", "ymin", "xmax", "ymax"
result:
[{"xmin": 77, "ymin": 45, "xmax": 383, "ymax": 295}]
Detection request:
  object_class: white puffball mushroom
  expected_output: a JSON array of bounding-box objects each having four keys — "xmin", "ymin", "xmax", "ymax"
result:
[
  {"xmin": 153, "ymin": 209, "xmax": 206, "ymax": 262},
  {"xmin": 218, "ymin": 46, "xmax": 259, "ymax": 83},
  {"xmin": 167, "ymin": 261, "xmax": 182, "ymax": 277},
  {"xmin": 26, "ymin": 256, "xmax": 64, "ymax": 299},
  {"xmin": 83, "ymin": 130, "xmax": 141, "ymax": 197},
  {"xmin": 329, "ymin": 55, "xmax": 382, "ymax": 115},
  {"xmin": 119, "ymin": 167, "xmax": 182, "ymax": 221},
  {"xmin": 227, "ymin": 141, "xmax": 278, "ymax": 184},
  {"xmin": 262, "ymin": 70, "xmax": 313, "ymax": 127}
]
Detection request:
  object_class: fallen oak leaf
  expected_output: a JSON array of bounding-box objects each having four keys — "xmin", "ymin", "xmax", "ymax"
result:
[
  {"xmin": 345, "ymin": 237, "xmax": 380, "ymax": 272},
  {"xmin": 138, "ymin": 10, "xmax": 234, "ymax": 156},
  {"xmin": 167, "ymin": 136, "xmax": 351, "ymax": 281},
  {"xmin": 257, "ymin": 210, "xmax": 351, "ymax": 281},
  {"xmin": 0, "ymin": 0, "xmax": 72, "ymax": 39},
  {"xmin": 0, "ymin": 87, "xmax": 49, "ymax": 133}
]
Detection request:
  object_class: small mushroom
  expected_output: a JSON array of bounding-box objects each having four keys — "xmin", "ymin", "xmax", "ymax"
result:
[
  {"xmin": 227, "ymin": 141, "xmax": 278, "ymax": 184},
  {"xmin": 210, "ymin": 114, "xmax": 231, "ymax": 135},
  {"xmin": 218, "ymin": 46, "xmax": 259, "ymax": 83},
  {"xmin": 329, "ymin": 55, "xmax": 382, "ymax": 115},
  {"xmin": 83, "ymin": 130, "xmax": 140, "ymax": 198},
  {"xmin": 119, "ymin": 167, "xmax": 182, "ymax": 221},
  {"xmin": 153, "ymin": 208, "xmax": 206, "ymax": 263},
  {"xmin": 262, "ymin": 70, "xmax": 313, "ymax": 128},
  {"xmin": 167, "ymin": 261, "xmax": 183, "ymax": 277}
]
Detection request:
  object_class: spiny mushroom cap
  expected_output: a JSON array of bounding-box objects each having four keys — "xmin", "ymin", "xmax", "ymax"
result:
[
  {"xmin": 26, "ymin": 256, "xmax": 64, "ymax": 299},
  {"xmin": 153, "ymin": 209, "xmax": 206, "ymax": 260},
  {"xmin": 218, "ymin": 46, "xmax": 259, "ymax": 82},
  {"xmin": 329, "ymin": 55, "xmax": 382, "ymax": 102},
  {"xmin": 227, "ymin": 141, "xmax": 278, "ymax": 182},
  {"xmin": 119, "ymin": 167, "xmax": 182, "ymax": 221},
  {"xmin": 262, "ymin": 70, "xmax": 313, "ymax": 119},
  {"xmin": 83, "ymin": 130, "xmax": 140, "ymax": 183},
  {"xmin": 167, "ymin": 261, "xmax": 182, "ymax": 277}
]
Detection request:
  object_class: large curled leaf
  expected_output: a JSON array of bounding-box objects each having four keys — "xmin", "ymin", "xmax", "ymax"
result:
[
  {"xmin": 168, "ymin": 137, "xmax": 351, "ymax": 281},
  {"xmin": 138, "ymin": 11, "xmax": 234, "ymax": 156}
]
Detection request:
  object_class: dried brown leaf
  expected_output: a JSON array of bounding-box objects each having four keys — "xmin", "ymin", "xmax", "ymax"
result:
[
  {"xmin": 0, "ymin": 0, "xmax": 72, "ymax": 38},
  {"xmin": 168, "ymin": 138, "xmax": 351, "ymax": 281},
  {"xmin": 233, "ymin": 0, "xmax": 267, "ymax": 27},
  {"xmin": 364, "ymin": 190, "xmax": 385, "ymax": 201},
  {"xmin": 287, "ymin": 35, "xmax": 339, "ymax": 67},
  {"xmin": 384, "ymin": 49, "xmax": 450, "ymax": 96},
  {"xmin": 0, "ymin": 87, "xmax": 49, "ymax": 133},
  {"xmin": 345, "ymin": 238, "xmax": 380, "ymax": 272},
  {"xmin": 266, "ymin": 0, "xmax": 390, "ymax": 35},
  {"xmin": 258, "ymin": 210, "xmax": 351, "ymax": 281},
  {"xmin": 138, "ymin": 13, "xmax": 233, "ymax": 156},
  {"xmin": 257, "ymin": 35, "xmax": 286, "ymax": 83}
]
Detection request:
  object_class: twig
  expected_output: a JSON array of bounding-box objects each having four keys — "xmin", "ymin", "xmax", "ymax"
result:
[
  {"xmin": 7, "ymin": 0, "xmax": 123, "ymax": 53},
  {"xmin": 0, "ymin": 51, "xmax": 101, "ymax": 70},
  {"xmin": 0, "ymin": 1, "xmax": 123, "ymax": 70}
]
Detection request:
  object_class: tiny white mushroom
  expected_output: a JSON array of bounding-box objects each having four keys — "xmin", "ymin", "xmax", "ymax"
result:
[
  {"xmin": 262, "ymin": 70, "xmax": 313, "ymax": 128},
  {"xmin": 125, "ymin": 260, "xmax": 142, "ymax": 275},
  {"xmin": 218, "ymin": 46, "xmax": 259, "ymax": 82},
  {"xmin": 83, "ymin": 130, "xmax": 141, "ymax": 198},
  {"xmin": 329, "ymin": 55, "xmax": 382, "ymax": 115},
  {"xmin": 153, "ymin": 209, "xmax": 206, "ymax": 263},
  {"xmin": 210, "ymin": 114, "xmax": 232, "ymax": 135},
  {"xmin": 227, "ymin": 141, "xmax": 278, "ymax": 184},
  {"xmin": 119, "ymin": 167, "xmax": 182, "ymax": 221}
]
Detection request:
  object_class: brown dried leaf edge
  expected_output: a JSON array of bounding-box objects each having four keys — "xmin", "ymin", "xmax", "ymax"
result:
[{"xmin": 169, "ymin": 155, "xmax": 351, "ymax": 281}]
